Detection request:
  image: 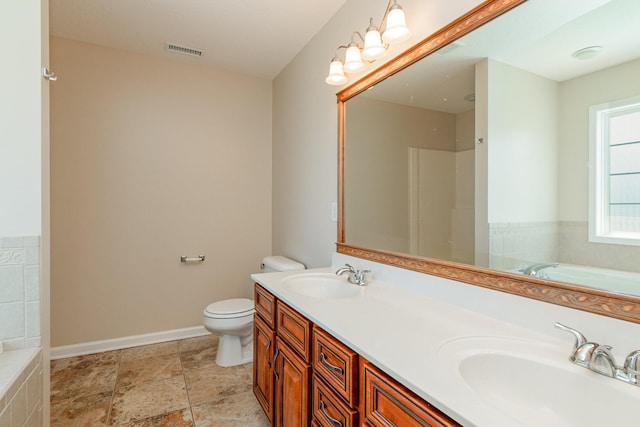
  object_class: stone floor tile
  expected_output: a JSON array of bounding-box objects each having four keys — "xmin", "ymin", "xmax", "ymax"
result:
[
  {"xmin": 50, "ymin": 350, "xmax": 120, "ymax": 374},
  {"xmin": 191, "ymin": 391, "xmax": 269, "ymax": 427},
  {"xmin": 50, "ymin": 391, "xmax": 112, "ymax": 427},
  {"xmin": 177, "ymin": 335, "xmax": 218, "ymax": 354},
  {"xmin": 118, "ymin": 353, "xmax": 183, "ymax": 387},
  {"xmin": 118, "ymin": 408, "xmax": 194, "ymax": 427},
  {"xmin": 121, "ymin": 342, "xmax": 180, "ymax": 363},
  {"xmin": 50, "ymin": 362, "xmax": 119, "ymax": 402},
  {"xmin": 184, "ymin": 363, "xmax": 252, "ymax": 406},
  {"xmin": 109, "ymin": 376, "xmax": 190, "ymax": 426},
  {"xmin": 179, "ymin": 347, "xmax": 218, "ymax": 372}
]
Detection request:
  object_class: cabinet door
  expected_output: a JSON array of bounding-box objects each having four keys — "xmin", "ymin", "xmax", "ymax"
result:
[
  {"xmin": 360, "ymin": 360, "xmax": 459, "ymax": 427},
  {"xmin": 275, "ymin": 337, "xmax": 311, "ymax": 427},
  {"xmin": 253, "ymin": 314, "xmax": 275, "ymax": 422}
]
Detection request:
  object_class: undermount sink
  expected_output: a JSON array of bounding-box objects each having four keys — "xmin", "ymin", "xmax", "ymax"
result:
[
  {"xmin": 437, "ymin": 337, "xmax": 640, "ymax": 426},
  {"xmin": 281, "ymin": 273, "xmax": 361, "ymax": 299}
]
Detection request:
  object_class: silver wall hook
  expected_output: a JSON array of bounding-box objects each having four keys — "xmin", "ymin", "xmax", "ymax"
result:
[{"xmin": 42, "ymin": 67, "xmax": 57, "ymax": 81}]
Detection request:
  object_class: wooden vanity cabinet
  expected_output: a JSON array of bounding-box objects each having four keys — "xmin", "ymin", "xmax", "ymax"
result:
[
  {"xmin": 253, "ymin": 314, "xmax": 275, "ymax": 421},
  {"xmin": 312, "ymin": 325, "xmax": 359, "ymax": 427},
  {"xmin": 255, "ymin": 284, "xmax": 276, "ymax": 328},
  {"xmin": 253, "ymin": 283, "xmax": 460, "ymax": 427},
  {"xmin": 274, "ymin": 336, "xmax": 311, "ymax": 426},
  {"xmin": 360, "ymin": 359, "xmax": 459, "ymax": 427},
  {"xmin": 253, "ymin": 285, "xmax": 277, "ymax": 421},
  {"xmin": 273, "ymin": 301, "xmax": 313, "ymax": 427}
]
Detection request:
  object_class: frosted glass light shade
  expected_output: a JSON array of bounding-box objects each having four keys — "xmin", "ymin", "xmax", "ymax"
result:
[
  {"xmin": 362, "ymin": 28, "xmax": 386, "ymax": 60},
  {"xmin": 344, "ymin": 44, "xmax": 364, "ymax": 73},
  {"xmin": 382, "ymin": 5, "xmax": 410, "ymax": 43},
  {"xmin": 325, "ymin": 58, "xmax": 347, "ymax": 85}
]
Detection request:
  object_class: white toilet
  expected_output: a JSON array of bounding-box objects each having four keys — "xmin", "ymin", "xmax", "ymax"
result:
[{"xmin": 203, "ymin": 256, "xmax": 305, "ymax": 367}]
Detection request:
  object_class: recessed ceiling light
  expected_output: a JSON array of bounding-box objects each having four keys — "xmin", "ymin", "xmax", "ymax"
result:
[
  {"xmin": 571, "ymin": 46, "xmax": 603, "ymax": 60},
  {"xmin": 464, "ymin": 93, "xmax": 475, "ymax": 102}
]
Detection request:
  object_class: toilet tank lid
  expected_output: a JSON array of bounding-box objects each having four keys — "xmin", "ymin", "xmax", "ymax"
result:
[
  {"xmin": 262, "ymin": 256, "xmax": 306, "ymax": 271},
  {"xmin": 205, "ymin": 298, "xmax": 254, "ymax": 315}
]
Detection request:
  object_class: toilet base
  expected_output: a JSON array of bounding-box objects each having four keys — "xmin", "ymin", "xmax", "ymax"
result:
[{"xmin": 215, "ymin": 334, "xmax": 253, "ymax": 367}]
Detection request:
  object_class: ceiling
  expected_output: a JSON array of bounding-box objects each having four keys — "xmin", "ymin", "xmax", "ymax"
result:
[
  {"xmin": 50, "ymin": 0, "xmax": 348, "ymax": 80},
  {"xmin": 363, "ymin": 0, "xmax": 640, "ymax": 114}
]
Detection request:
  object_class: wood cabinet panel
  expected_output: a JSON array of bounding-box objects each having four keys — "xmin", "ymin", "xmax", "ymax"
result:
[
  {"xmin": 277, "ymin": 302, "xmax": 312, "ymax": 362},
  {"xmin": 313, "ymin": 326, "xmax": 359, "ymax": 407},
  {"xmin": 253, "ymin": 314, "xmax": 275, "ymax": 422},
  {"xmin": 275, "ymin": 336, "xmax": 311, "ymax": 427},
  {"xmin": 255, "ymin": 284, "xmax": 276, "ymax": 328},
  {"xmin": 312, "ymin": 375, "xmax": 358, "ymax": 427},
  {"xmin": 360, "ymin": 360, "xmax": 460, "ymax": 427}
]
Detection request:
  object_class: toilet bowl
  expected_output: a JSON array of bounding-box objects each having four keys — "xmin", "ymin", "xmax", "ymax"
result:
[
  {"xmin": 203, "ymin": 256, "xmax": 306, "ymax": 367},
  {"xmin": 203, "ymin": 298, "xmax": 255, "ymax": 367}
]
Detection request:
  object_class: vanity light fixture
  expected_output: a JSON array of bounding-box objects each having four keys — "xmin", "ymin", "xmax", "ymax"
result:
[{"xmin": 325, "ymin": 0, "xmax": 410, "ymax": 86}]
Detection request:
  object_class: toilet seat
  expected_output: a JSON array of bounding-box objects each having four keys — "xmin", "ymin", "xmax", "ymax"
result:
[{"xmin": 204, "ymin": 298, "xmax": 254, "ymax": 319}]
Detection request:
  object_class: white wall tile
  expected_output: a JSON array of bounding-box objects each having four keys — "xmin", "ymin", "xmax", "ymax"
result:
[
  {"xmin": 0, "ymin": 266, "xmax": 24, "ymax": 302},
  {"xmin": 0, "ymin": 302, "xmax": 25, "ymax": 339},
  {"xmin": 23, "ymin": 236, "xmax": 39, "ymax": 248},
  {"xmin": 2, "ymin": 338, "xmax": 25, "ymax": 351},
  {"xmin": 25, "ymin": 302, "xmax": 40, "ymax": 337},
  {"xmin": 0, "ymin": 249, "xmax": 24, "ymax": 266},
  {"xmin": 0, "ymin": 237, "xmax": 24, "ymax": 249},
  {"xmin": 24, "ymin": 337, "xmax": 40, "ymax": 348},
  {"xmin": 0, "ymin": 234, "xmax": 40, "ymax": 347},
  {"xmin": 24, "ymin": 266, "xmax": 39, "ymax": 302},
  {"xmin": 23, "ymin": 247, "xmax": 39, "ymax": 266}
]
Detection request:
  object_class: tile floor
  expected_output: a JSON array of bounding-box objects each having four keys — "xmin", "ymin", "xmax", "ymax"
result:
[{"xmin": 50, "ymin": 335, "xmax": 271, "ymax": 426}]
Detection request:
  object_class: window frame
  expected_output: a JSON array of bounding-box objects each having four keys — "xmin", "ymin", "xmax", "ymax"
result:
[{"xmin": 589, "ymin": 95, "xmax": 640, "ymax": 247}]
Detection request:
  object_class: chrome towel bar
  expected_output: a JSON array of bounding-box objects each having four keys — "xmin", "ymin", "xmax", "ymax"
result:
[{"xmin": 180, "ymin": 255, "xmax": 205, "ymax": 263}]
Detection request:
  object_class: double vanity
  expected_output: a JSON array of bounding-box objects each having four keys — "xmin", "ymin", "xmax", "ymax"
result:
[{"xmin": 251, "ymin": 254, "xmax": 640, "ymax": 427}]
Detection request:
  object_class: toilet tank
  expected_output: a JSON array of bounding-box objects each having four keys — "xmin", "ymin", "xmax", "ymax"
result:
[{"xmin": 261, "ymin": 256, "xmax": 305, "ymax": 273}]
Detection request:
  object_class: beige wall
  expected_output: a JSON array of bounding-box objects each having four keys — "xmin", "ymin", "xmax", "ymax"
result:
[
  {"xmin": 272, "ymin": 0, "xmax": 485, "ymax": 268},
  {"xmin": 345, "ymin": 96, "xmax": 456, "ymax": 253},
  {"xmin": 50, "ymin": 38, "xmax": 272, "ymax": 346},
  {"xmin": 558, "ymin": 58, "xmax": 640, "ymax": 221}
]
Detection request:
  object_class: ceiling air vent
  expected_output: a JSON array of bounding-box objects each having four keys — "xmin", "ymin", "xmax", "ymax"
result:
[{"xmin": 166, "ymin": 42, "xmax": 203, "ymax": 58}]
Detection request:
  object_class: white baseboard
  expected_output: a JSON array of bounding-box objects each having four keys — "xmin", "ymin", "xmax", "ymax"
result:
[{"xmin": 50, "ymin": 326, "xmax": 209, "ymax": 360}]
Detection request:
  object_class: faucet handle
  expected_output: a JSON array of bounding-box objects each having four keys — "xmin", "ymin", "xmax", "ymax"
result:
[
  {"xmin": 624, "ymin": 350, "xmax": 640, "ymax": 383},
  {"xmin": 555, "ymin": 323, "xmax": 588, "ymax": 348},
  {"xmin": 555, "ymin": 323, "xmax": 595, "ymax": 367},
  {"xmin": 353, "ymin": 269, "xmax": 370, "ymax": 286}
]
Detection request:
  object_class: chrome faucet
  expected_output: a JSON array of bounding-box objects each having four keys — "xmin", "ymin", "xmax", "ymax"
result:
[
  {"xmin": 555, "ymin": 322, "xmax": 640, "ymax": 386},
  {"xmin": 623, "ymin": 350, "xmax": 640, "ymax": 385},
  {"xmin": 335, "ymin": 263, "xmax": 370, "ymax": 286},
  {"xmin": 521, "ymin": 263, "xmax": 559, "ymax": 277}
]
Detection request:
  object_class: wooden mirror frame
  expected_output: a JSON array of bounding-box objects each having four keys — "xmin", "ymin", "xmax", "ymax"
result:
[{"xmin": 336, "ymin": 0, "xmax": 640, "ymax": 324}]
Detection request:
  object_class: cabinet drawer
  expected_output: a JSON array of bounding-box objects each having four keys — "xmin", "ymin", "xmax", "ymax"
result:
[
  {"xmin": 360, "ymin": 359, "xmax": 460, "ymax": 427},
  {"xmin": 255, "ymin": 284, "xmax": 276, "ymax": 328},
  {"xmin": 277, "ymin": 302, "xmax": 312, "ymax": 362},
  {"xmin": 312, "ymin": 375, "xmax": 358, "ymax": 427},
  {"xmin": 313, "ymin": 326, "xmax": 358, "ymax": 407}
]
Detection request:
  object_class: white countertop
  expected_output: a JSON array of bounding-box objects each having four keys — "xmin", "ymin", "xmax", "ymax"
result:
[{"xmin": 252, "ymin": 265, "xmax": 640, "ymax": 427}]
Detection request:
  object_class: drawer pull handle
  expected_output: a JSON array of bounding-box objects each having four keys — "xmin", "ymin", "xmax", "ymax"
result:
[
  {"xmin": 266, "ymin": 339, "xmax": 272, "ymax": 367},
  {"xmin": 320, "ymin": 352, "xmax": 344, "ymax": 375},
  {"xmin": 320, "ymin": 400, "xmax": 343, "ymax": 427},
  {"xmin": 273, "ymin": 348, "xmax": 280, "ymax": 380}
]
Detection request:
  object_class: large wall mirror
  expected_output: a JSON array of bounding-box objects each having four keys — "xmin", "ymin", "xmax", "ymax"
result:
[{"xmin": 337, "ymin": 0, "xmax": 640, "ymax": 323}]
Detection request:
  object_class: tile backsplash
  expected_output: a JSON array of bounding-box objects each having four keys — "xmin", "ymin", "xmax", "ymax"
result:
[{"xmin": 0, "ymin": 236, "xmax": 41, "ymax": 350}]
